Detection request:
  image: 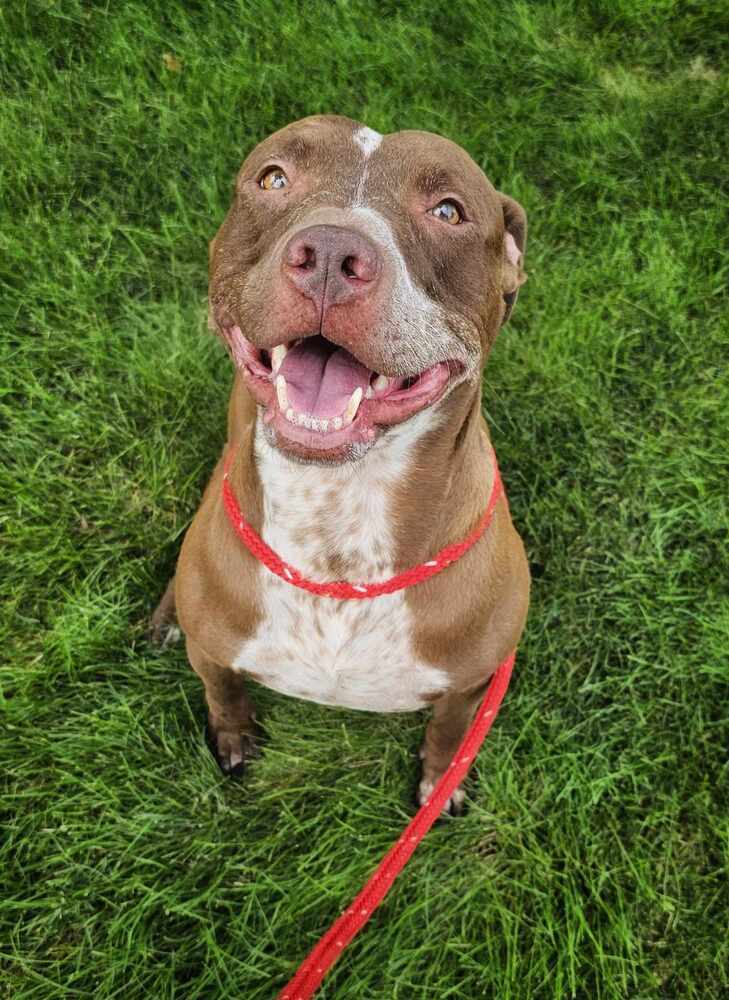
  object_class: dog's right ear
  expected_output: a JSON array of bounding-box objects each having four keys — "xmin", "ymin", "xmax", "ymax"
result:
[{"xmin": 499, "ymin": 194, "xmax": 527, "ymax": 325}]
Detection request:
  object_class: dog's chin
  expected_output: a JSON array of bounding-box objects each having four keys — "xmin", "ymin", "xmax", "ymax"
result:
[{"xmin": 225, "ymin": 326, "xmax": 465, "ymax": 465}]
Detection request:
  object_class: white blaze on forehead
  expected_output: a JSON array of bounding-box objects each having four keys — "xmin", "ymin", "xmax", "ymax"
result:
[{"xmin": 353, "ymin": 125, "xmax": 383, "ymax": 157}]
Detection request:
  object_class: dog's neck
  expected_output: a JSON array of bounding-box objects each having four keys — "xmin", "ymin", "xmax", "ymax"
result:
[
  {"xmin": 226, "ymin": 377, "xmax": 492, "ymax": 582},
  {"xmin": 253, "ymin": 407, "xmax": 443, "ymax": 580}
]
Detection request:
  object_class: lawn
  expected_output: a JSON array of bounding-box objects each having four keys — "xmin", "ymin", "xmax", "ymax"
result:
[{"xmin": 1, "ymin": 1, "xmax": 728, "ymax": 997}]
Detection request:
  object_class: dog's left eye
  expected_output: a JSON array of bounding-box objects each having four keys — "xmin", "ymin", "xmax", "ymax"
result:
[
  {"xmin": 428, "ymin": 200, "xmax": 463, "ymax": 225},
  {"xmin": 259, "ymin": 167, "xmax": 289, "ymax": 190}
]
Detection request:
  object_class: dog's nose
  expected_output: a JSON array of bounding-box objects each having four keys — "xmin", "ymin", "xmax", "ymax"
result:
[{"xmin": 283, "ymin": 225, "xmax": 381, "ymax": 307}]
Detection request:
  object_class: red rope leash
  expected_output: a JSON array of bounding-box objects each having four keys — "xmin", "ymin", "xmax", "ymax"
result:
[
  {"xmin": 222, "ymin": 452, "xmax": 503, "ymax": 599},
  {"xmin": 277, "ymin": 652, "xmax": 516, "ymax": 1000}
]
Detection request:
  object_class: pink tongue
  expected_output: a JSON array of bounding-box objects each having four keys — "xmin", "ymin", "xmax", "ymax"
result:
[{"xmin": 278, "ymin": 339, "xmax": 372, "ymax": 417}]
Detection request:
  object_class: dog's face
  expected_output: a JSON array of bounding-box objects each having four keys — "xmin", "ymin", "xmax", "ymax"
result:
[{"xmin": 209, "ymin": 115, "xmax": 526, "ymax": 463}]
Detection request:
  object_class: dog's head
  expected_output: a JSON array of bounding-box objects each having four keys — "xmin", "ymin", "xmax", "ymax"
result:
[{"xmin": 209, "ymin": 115, "xmax": 526, "ymax": 463}]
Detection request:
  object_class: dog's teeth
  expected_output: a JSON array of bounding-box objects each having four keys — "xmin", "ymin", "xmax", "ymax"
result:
[
  {"xmin": 342, "ymin": 387, "xmax": 363, "ymax": 426},
  {"xmin": 278, "ymin": 394, "xmax": 368, "ymax": 430},
  {"xmin": 372, "ymin": 374, "xmax": 389, "ymax": 393},
  {"xmin": 271, "ymin": 344, "xmax": 288, "ymax": 373},
  {"xmin": 275, "ymin": 375, "xmax": 288, "ymax": 410},
  {"xmin": 365, "ymin": 385, "xmax": 374, "ymax": 399}
]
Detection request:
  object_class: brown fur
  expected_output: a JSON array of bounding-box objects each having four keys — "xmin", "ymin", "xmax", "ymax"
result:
[{"xmin": 174, "ymin": 380, "xmax": 263, "ymax": 664}]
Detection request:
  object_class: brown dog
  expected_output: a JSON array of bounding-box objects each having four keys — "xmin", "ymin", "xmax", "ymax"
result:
[{"xmin": 151, "ymin": 115, "xmax": 530, "ymax": 814}]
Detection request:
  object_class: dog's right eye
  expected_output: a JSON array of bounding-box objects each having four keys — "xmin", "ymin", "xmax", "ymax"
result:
[
  {"xmin": 259, "ymin": 167, "xmax": 289, "ymax": 191},
  {"xmin": 428, "ymin": 199, "xmax": 463, "ymax": 225}
]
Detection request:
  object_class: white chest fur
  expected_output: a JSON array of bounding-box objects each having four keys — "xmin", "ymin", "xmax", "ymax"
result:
[{"xmin": 231, "ymin": 413, "xmax": 450, "ymax": 712}]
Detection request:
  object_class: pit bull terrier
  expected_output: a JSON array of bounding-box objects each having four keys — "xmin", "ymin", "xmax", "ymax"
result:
[{"xmin": 150, "ymin": 115, "xmax": 530, "ymax": 814}]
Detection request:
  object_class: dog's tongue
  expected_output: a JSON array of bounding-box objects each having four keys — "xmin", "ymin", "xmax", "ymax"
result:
[{"xmin": 278, "ymin": 338, "xmax": 372, "ymax": 418}]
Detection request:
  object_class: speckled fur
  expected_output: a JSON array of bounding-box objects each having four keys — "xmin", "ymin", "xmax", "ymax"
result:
[{"xmin": 232, "ymin": 411, "xmax": 451, "ymax": 711}]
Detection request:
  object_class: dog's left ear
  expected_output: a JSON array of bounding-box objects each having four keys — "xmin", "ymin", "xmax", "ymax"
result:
[{"xmin": 499, "ymin": 194, "xmax": 527, "ymax": 324}]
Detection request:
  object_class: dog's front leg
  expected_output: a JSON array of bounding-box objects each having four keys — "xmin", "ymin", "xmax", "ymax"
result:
[
  {"xmin": 418, "ymin": 683, "xmax": 491, "ymax": 816},
  {"xmin": 186, "ymin": 637, "xmax": 259, "ymax": 776}
]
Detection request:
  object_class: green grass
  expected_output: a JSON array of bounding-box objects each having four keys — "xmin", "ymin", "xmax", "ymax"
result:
[{"xmin": 2, "ymin": 1, "xmax": 728, "ymax": 997}]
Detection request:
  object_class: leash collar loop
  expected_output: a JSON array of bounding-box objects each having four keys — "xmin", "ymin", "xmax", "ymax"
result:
[{"xmin": 222, "ymin": 448, "xmax": 504, "ymax": 599}]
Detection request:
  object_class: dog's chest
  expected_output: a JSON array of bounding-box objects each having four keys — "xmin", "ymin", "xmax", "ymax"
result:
[{"xmin": 231, "ymin": 420, "xmax": 449, "ymax": 712}]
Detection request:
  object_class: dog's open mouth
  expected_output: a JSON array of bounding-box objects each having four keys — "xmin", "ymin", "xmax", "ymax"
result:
[{"xmin": 225, "ymin": 327, "xmax": 460, "ymax": 459}]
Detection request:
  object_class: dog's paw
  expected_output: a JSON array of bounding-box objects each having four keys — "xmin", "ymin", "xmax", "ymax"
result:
[
  {"xmin": 148, "ymin": 578, "xmax": 180, "ymax": 648},
  {"xmin": 416, "ymin": 775, "xmax": 466, "ymax": 817},
  {"xmin": 205, "ymin": 720, "xmax": 260, "ymax": 778},
  {"xmin": 147, "ymin": 620, "xmax": 182, "ymax": 649}
]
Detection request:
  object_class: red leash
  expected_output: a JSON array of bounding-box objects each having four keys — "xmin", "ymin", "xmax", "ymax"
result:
[
  {"xmin": 276, "ymin": 652, "xmax": 515, "ymax": 1000},
  {"xmin": 222, "ymin": 446, "xmax": 517, "ymax": 997},
  {"xmin": 222, "ymin": 451, "xmax": 503, "ymax": 599}
]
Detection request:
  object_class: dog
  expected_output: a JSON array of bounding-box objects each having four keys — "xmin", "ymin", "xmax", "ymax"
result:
[{"xmin": 150, "ymin": 115, "xmax": 530, "ymax": 814}]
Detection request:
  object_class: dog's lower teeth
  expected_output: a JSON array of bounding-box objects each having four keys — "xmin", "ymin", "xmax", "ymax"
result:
[
  {"xmin": 281, "ymin": 395, "xmax": 361, "ymax": 433},
  {"xmin": 372, "ymin": 374, "xmax": 389, "ymax": 393}
]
